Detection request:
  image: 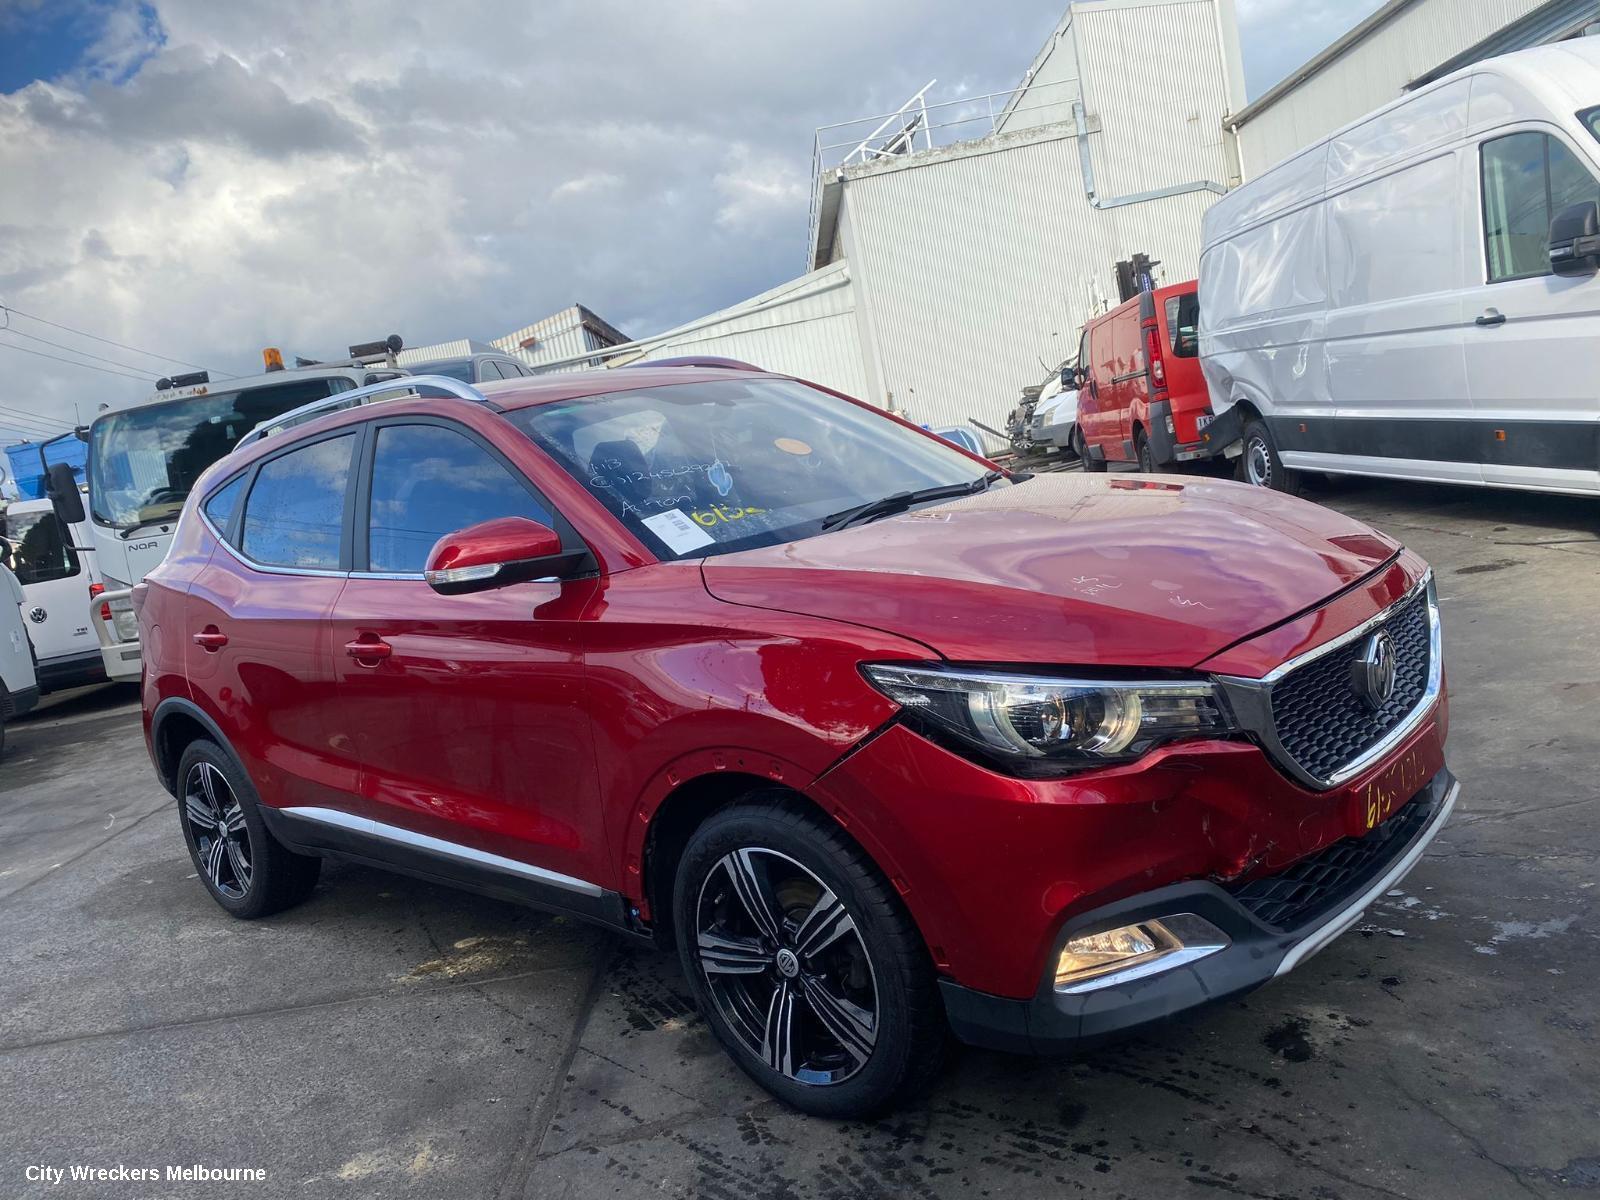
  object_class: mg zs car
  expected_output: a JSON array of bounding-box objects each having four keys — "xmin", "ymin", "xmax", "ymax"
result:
[{"xmin": 137, "ymin": 363, "xmax": 1455, "ymax": 1117}]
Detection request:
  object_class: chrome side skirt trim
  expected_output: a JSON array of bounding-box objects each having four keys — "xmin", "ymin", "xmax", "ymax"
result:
[
  {"xmin": 280, "ymin": 806, "xmax": 603, "ymax": 897},
  {"xmin": 1273, "ymin": 778, "xmax": 1459, "ymax": 978}
]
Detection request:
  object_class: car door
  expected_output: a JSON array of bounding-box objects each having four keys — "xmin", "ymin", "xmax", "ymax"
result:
[
  {"xmin": 1, "ymin": 506, "xmax": 96, "ymax": 681},
  {"xmin": 329, "ymin": 417, "xmax": 610, "ymax": 900},
  {"xmin": 1462, "ymin": 125, "xmax": 1600, "ymax": 490},
  {"xmin": 183, "ymin": 429, "xmax": 363, "ymax": 811}
]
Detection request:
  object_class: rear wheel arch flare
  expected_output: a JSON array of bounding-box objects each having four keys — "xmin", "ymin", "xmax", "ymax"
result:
[{"xmin": 151, "ymin": 698, "xmax": 240, "ymax": 796}]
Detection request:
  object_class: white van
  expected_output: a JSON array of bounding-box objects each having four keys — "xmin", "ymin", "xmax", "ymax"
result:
[
  {"xmin": 0, "ymin": 561, "xmax": 40, "ymax": 757},
  {"xmin": 1199, "ymin": 39, "xmax": 1600, "ymax": 495},
  {"xmin": 1, "ymin": 498, "xmax": 105, "ymax": 693}
]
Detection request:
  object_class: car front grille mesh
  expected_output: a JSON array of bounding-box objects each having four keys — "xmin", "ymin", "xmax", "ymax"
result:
[
  {"xmin": 1230, "ymin": 789, "xmax": 1436, "ymax": 930},
  {"xmin": 1267, "ymin": 589, "xmax": 1431, "ymax": 784}
]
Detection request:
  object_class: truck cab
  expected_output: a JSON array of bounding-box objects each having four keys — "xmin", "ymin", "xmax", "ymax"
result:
[
  {"xmin": 1075, "ymin": 281, "xmax": 1211, "ymax": 471},
  {"xmin": 68, "ymin": 338, "xmax": 410, "ymax": 681}
]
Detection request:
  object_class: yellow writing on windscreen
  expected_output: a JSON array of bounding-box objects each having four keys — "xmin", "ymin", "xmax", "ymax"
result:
[{"xmin": 693, "ymin": 505, "xmax": 767, "ymax": 529}]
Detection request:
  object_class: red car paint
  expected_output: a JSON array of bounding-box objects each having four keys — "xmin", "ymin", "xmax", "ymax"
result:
[
  {"xmin": 138, "ymin": 367, "xmax": 1448, "ymax": 1014},
  {"xmin": 1077, "ymin": 281, "xmax": 1212, "ymax": 467}
]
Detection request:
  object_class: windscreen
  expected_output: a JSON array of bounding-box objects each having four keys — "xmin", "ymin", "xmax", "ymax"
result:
[
  {"xmin": 511, "ymin": 378, "xmax": 987, "ymax": 561},
  {"xmin": 1584, "ymin": 106, "xmax": 1600, "ymax": 145},
  {"xmin": 0, "ymin": 508, "xmax": 78, "ymax": 584},
  {"xmin": 88, "ymin": 378, "xmax": 349, "ymax": 529}
]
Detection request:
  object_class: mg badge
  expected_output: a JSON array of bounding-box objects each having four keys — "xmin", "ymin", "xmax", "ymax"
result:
[
  {"xmin": 1351, "ymin": 630, "xmax": 1397, "ymax": 711},
  {"xmin": 27, "ymin": 606, "xmax": 47, "ymax": 625}
]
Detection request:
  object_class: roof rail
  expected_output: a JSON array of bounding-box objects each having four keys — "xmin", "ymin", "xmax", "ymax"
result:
[
  {"xmin": 623, "ymin": 355, "xmax": 765, "ymax": 372},
  {"xmin": 233, "ymin": 375, "xmax": 491, "ymax": 452}
]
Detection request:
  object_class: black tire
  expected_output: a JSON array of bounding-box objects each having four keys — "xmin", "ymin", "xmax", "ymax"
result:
[
  {"xmin": 1075, "ymin": 427, "xmax": 1106, "ymax": 473},
  {"xmin": 673, "ymin": 795, "xmax": 947, "ymax": 1118},
  {"xmin": 1239, "ymin": 418, "xmax": 1297, "ymax": 493},
  {"xmin": 176, "ymin": 739, "xmax": 321, "ymax": 919},
  {"xmin": 1136, "ymin": 429, "xmax": 1156, "ymax": 473}
]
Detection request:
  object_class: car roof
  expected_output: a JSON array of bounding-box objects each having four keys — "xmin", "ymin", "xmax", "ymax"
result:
[{"xmin": 478, "ymin": 366, "xmax": 784, "ymax": 412}]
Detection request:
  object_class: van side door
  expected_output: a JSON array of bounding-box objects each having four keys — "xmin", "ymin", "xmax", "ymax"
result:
[{"xmin": 1462, "ymin": 124, "xmax": 1600, "ymax": 491}]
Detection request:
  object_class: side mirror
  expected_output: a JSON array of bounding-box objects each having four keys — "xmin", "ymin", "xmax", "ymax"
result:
[
  {"xmin": 423, "ymin": 516, "xmax": 591, "ymax": 595},
  {"xmin": 46, "ymin": 463, "xmax": 86, "ymax": 526},
  {"xmin": 1549, "ymin": 201, "xmax": 1600, "ymax": 276}
]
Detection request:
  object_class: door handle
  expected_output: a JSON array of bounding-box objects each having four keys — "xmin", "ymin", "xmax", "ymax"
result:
[
  {"xmin": 192, "ymin": 628, "xmax": 228, "ymax": 652},
  {"xmin": 1475, "ymin": 310, "xmax": 1506, "ymax": 327},
  {"xmin": 344, "ymin": 635, "xmax": 393, "ymax": 664}
]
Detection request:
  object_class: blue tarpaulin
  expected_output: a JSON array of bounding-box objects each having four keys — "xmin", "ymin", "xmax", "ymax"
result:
[{"xmin": 4, "ymin": 436, "xmax": 86, "ymax": 501}]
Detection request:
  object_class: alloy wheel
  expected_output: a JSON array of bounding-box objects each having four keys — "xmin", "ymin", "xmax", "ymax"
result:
[
  {"xmin": 695, "ymin": 847, "xmax": 878, "ymax": 1086},
  {"xmin": 183, "ymin": 761, "xmax": 252, "ymax": 899},
  {"xmin": 1245, "ymin": 435, "xmax": 1274, "ymax": 487}
]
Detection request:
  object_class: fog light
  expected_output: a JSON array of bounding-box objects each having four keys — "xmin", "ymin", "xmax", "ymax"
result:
[{"xmin": 1054, "ymin": 914, "xmax": 1229, "ymax": 992}]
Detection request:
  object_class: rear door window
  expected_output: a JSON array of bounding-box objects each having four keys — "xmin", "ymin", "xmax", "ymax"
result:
[
  {"xmin": 1164, "ymin": 293, "xmax": 1200, "ymax": 357},
  {"xmin": 365, "ymin": 423, "xmax": 552, "ymax": 573},
  {"xmin": 240, "ymin": 434, "xmax": 356, "ymax": 570}
]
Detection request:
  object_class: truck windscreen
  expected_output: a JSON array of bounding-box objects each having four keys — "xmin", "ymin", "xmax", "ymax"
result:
[{"xmin": 88, "ymin": 378, "xmax": 348, "ymax": 530}]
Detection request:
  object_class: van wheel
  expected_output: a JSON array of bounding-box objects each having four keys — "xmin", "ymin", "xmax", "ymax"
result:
[
  {"xmin": 1240, "ymin": 419, "xmax": 1296, "ymax": 493},
  {"xmin": 176, "ymin": 740, "xmax": 321, "ymax": 919},
  {"xmin": 1136, "ymin": 431, "xmax": 1156, "ymax": 473},
  {"xmin": 673, "ymin": 797, "xmax": 947, "ymax": 1118},
  {"xmin": 1074, "ymin": 428, "xmax": 1105, "ymax": 473}
]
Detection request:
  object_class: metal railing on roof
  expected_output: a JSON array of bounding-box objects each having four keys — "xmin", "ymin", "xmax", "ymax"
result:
[{"xmin": 806, "ymin": 78, "xmax": 1083, "ymax": 263}]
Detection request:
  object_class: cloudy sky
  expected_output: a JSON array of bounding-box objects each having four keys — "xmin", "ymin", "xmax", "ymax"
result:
[{"xmin": 0, "ymin": 0, "xmax": 1383, "ymax": 444}]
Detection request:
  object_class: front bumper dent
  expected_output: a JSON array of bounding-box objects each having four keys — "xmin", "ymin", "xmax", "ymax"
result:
[{"xmin": 940, "ymin": 767, "xmax": 1458, "ymax": 1054}]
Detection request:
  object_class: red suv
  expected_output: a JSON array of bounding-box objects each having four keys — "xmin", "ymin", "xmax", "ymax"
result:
[{"xmin": 138, "ymin": 365, "xmax": 1455, "ymax": 1117}]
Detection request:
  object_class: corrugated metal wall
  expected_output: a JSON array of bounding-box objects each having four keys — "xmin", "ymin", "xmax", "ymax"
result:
[
  {"xmin": 994, "ymin": 15, "xmax": 1081, "ymax": 134},
  {"xmin": 495, "ymin": 306, "xmax": 603, "ymax": 371},
  {"xmin": 838, "ymin": 124, "xmax": 1216, "ymax": 434},
  {"xmin": 628, "ymin": 262, "xmax": 872, "ymax": 401},
  {"xmin": 1075, "ymin": 0, "xmax": 1233, "ymax": 198},
  {"xmin": 1235, "ymin": 0, "xmax": 1554, "ymax": 175}
]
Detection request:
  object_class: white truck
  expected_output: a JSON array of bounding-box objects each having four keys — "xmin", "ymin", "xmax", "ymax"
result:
[
  {"xmin": 0, "ymin": 496, "xmax": 104, "ymax": 693},
  {"xmin": 58, "ymin": 338, "xmax": 409, "ymax": 680},
  {"xmin": 0, "ymin": 561, "xmax": 39, "ymax": 757}
]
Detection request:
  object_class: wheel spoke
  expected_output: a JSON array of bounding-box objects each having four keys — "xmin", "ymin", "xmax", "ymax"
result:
[
  {"xmin": 184, "ymin": 793, "xmax": 219, "ymax": 832},
  {"xmin": 198, "ymin": 763, "xmax": 223, "ymax": 810},
  {"xmin": 761, "ymin": 981, "xmax": 799, "ymax": 1077},
  {"xmin": 800, "ymin": 974, "xmax": 876, "ymax": 1066},
  {"xmin": 224, "ymin": 837, "xmax": 251, "ymax": 888},
  {"xmin": 222, "ymin": 805, "xmax": 246, "ymax": 835},
  {"xmin": 792, "ymin": 888, "xmax": 855, "ymax": 960},
  {"xmin": 204, "ymin": 836, "xmax": 227, "ymax": 884},
  {"xmin": 698, "ymin": 930, "xmax": 773, "ymax": 975},
  {"xmin": 723, "ymin": 850, "xmax": 785, "ymax": 944}
]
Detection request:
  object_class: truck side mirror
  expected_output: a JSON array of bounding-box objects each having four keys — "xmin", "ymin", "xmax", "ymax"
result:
[
  {"xmin": 1549, "ymin": 201, "xmax": 1600, "ymax": 276},
  {"xmin": 46, "ymin": 463, "xmax": 86, "ymax": 526}
]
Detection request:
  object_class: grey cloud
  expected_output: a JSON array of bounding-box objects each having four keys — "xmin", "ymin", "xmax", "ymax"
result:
[{"xmin": 19, "ymin": 46, "xmax": 366, "ymax": 158}]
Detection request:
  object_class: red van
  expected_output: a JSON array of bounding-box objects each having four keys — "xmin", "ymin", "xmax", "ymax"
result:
[{"xmin": 1074, "ymin": 281, "xmax": 1212, "ymax": 472}]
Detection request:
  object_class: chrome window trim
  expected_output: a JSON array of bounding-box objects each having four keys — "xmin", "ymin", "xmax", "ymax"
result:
[
  {"xmin": 348, "ymin": 571, "xmax": 426, "ymax": 581},
  {"xmin": 1214, "ymin": 570, "xmax": 1441, "ymax": 792},
  {"xmin": 281, "ymin": 806, "xmax": 603, "ymax": 897}
]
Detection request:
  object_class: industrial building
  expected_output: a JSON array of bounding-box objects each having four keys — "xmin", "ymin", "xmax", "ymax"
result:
[
  {"xmin": 1225, "ymin": 0, "xmax": 1600, "ymax": 177},
  {"xmin": 533, "ymin": 0, "xmax": 1247, "ymax": 440},
  {"xmin": 399, "ymin": 304, "xmax": 631, "ymax": 375}
]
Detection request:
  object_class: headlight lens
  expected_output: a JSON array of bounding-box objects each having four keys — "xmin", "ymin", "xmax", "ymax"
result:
[{"xmin": 862, "ymin": 664, "xmax": 1233, "ymax": 774}]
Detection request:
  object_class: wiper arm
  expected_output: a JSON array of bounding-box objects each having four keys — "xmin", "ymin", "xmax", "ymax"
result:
[
  {"xmin": 117, "ymin": 517, "xmax": 175, "ymax": 539},
  {"xmin": 820, "ymin": 470, "xmax": 1005, "ymax": 532}
]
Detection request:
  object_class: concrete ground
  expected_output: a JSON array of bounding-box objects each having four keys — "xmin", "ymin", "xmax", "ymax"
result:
[{"xmin": 2, "ymin": 477, "xmax": 1596, "ymax": 1199}]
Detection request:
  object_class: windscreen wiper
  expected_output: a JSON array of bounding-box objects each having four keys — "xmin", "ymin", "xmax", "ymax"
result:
[{"xmin": 820, "ymin": 470, "xmax": 1005, "ymax": 532}]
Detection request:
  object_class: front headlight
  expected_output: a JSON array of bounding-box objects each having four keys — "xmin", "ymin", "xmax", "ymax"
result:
[{"xmin": 862, "ymin": 664, "xmax": 1234, "ymax": 775}]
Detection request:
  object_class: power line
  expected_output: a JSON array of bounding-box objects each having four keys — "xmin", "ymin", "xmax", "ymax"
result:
[
  {"xmin": 0, "ymin": 339, "xmax": 155, "ymax": 383},
  {"xmin": 1, "ymin": 303, "xmax": 234, "ymax": 377},
  {"xmin": 1, "ymin": 327, "xmax": 166, "ymax": 377},
  {"xmin": 0, "ymin": 405, "xmax": 73, "ymax": 434}
]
